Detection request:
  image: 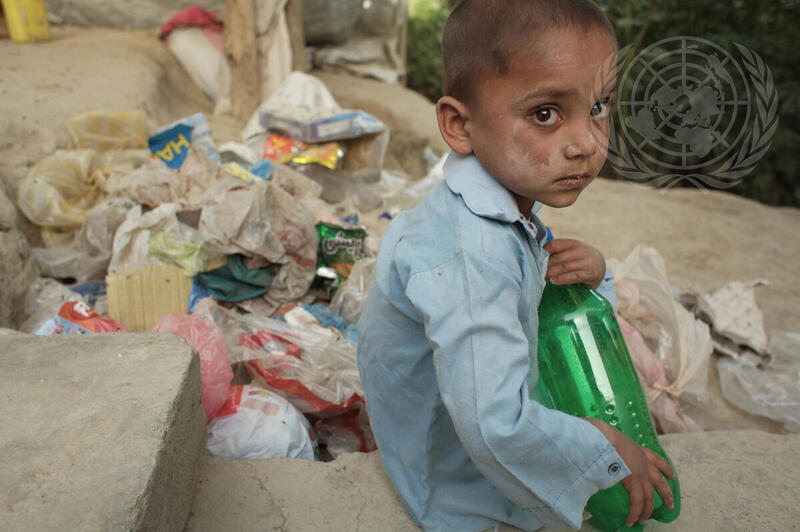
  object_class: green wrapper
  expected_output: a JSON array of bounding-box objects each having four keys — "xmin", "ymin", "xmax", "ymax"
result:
[{"xmin": 315, "ymin": 222, "xmax": 366, "ymax": 279}]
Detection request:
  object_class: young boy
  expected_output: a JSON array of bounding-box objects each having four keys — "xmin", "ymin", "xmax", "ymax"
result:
[{"xmin": 357, "ymin": 1, "xmax": 674, "ymax": 530}]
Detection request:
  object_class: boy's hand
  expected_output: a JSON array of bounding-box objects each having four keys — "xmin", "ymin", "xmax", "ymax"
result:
[
  {"xmin": 584, "ymin": 418, "xmax": 676, "ymax": 526},
  {"xmin": 543, "ymin": 239, "xmax": 606, "ymax": 289}
]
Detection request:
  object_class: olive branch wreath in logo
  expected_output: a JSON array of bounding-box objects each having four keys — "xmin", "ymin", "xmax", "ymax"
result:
[{"xmin": 592, "ymin": 40, "xmax": 779, "ymax": 191}]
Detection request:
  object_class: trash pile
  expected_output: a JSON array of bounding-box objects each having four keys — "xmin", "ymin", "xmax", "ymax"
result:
[
  {"xmin": 609, "ymin": 246, "xmax": 800, "ymax": 433},
  {"xmin": 15, "ymin": 68, "xmax": 446, "ymax": 461},
  {"xmin": 10, "ymin": 1, "xmax": 797, "ymax": 461}
]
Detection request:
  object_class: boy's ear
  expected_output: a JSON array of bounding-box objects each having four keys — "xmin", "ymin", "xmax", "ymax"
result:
[{"xmin": 436, "ymin": 96, "xmax": 473, "ymax": 155}]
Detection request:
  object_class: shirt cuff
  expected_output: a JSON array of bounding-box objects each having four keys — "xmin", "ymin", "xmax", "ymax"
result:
[
  {"xmin": 594, "ymin": 266, "xmax": 618, "ymax": 314},
  {"xmin": 528, "ymin": 441, "xmax": 630, "ymax": 529},
  {"xmin": 556, "ymin": 444, "xmax": 630, "ymax": 528}
]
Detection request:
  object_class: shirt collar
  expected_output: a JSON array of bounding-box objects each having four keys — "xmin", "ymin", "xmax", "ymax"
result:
[{"xmin": 444, "ymin": 152, "xmax": 542, "ymax": 223}]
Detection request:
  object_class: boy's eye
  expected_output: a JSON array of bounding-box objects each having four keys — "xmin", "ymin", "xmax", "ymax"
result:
[
  {"xmin": 531, "ymin": 107, "xmax": 560, "ymax": 126},
  {"xmin": 591, "ymin": 98, "xmax": 613, "ymax": 119}
]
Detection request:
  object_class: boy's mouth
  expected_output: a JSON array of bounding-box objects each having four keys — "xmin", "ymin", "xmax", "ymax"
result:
[{"xmin": 554, "ymin": 174, "xmax": 591, "ymax": 189}]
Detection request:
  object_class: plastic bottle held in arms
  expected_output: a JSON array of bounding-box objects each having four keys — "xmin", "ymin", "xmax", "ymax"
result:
[{"xmin": 530, "ymin": 281, "xmax": 681, "ymax": 532}]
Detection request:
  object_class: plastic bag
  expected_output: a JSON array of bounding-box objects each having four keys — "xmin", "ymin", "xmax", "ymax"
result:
[
  {"xmin": 109, "ymin": 203, "xmax": 204, "ymax": 273},
  {"xmin": 152, "ymin": 304, "xmax": 234, "ymax": 422},
  {"xmin": 717, "ymin": 332, "xmax": 800, "ymax": 432},
  {"xmin": 693, "ymin": 279, "xmax": 769, "ymax": 358},
  {"xmin": 104, "ymin": 148, "xmax": 222, "ymax": 210},
  {"xmin": 16, "ymin": 150, "xmax": 103, "ymax": 230},
  {"xmin": 149, "ymin": 232, "xmax": 208, "ymax": 277},
  {"xmin": 199, "ymin": 299, "xmax": 375, "ymax": 452},
  {"xmin": 330, "ymin": 257, "xmax": 375, "ymax": 324},
  {"xmin": 31, "ymin": 300, "xmax": 125, "ymax": 335},
  {"xmin": 609, "ymin": 245, "xmax": 714, "ymax": 404},
  {"xmin": 165, "ymin": 27, "xmax": 228, "ymax": 101},
  {"xmin": 33, "ymin": 198, "xmax": 136, "ymax": 283},
  {"xmin": 618, "ymin": 316, "xmax": 701, "ymax": 433},
  {"xmin": 207, "ymin": 384, "xmax": 317, "ymax": 460},
  {"xmin": 198, "ymin": 179, "xmax": 317, "ymax": 314},
  {"xmin": 382, "ymin": 151, "xmax": 448, "ymax": 216},
  {"xmin": 68, "ymin": 110, "xmax": 156, "ymax": 151}
]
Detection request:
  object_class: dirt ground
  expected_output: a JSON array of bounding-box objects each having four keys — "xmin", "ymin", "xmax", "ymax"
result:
[{"xmin": 1, "ymin": 26, "xmax": 797, "ymax": 434}]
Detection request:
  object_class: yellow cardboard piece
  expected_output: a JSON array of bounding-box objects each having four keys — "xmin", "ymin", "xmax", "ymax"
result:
[
  {"xmin": 106, "ymin": 264, "xmax": 192, "ymax": 333},
  {"xmin": 2, "ymin": 0, "xmax": 50, "ymax": 42},
  {"xmin": 106, "ymin": 257, "xmax": 226, "ymax": 332}
]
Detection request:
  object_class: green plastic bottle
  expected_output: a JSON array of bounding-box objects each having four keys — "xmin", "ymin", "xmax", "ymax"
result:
[{"xmin": 530, "ymin": 281, "xmax": 681, "ymax": 532}]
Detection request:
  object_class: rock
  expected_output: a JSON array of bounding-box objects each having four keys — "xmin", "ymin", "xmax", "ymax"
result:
[
  {"xmin": 0, "ymin": 185, "xmax": 39, "ymax": 329},
  {"xmin": 187, "ymin": 452, "xmax": 419, "ymax": 531},
  {"xmin": 186, "ymin": 430, "xmax": 799, "ymax": 531},
  {"xmin": 0, "ymin": 333, "xmax": 206, "ymax": 531}
]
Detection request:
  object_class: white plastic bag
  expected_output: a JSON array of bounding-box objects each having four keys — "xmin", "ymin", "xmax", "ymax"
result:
[
  {"xmin": 166, "ymin": 27, "xmax": 228, "ymax": 101},
  {"xmin": 330, "ymin": 257, "xmax": 375, "ymax": 324},
  {"xmin": 33, "ymin": 198, "xmax": 136, "ymax": 282},
  {"xmin": 609, "ymin": 245, "xmax": 713, "ymax": 404},
  {"xmin": 108, "ymin": 203, "xmax": 203, "ymax": 273},
  {"xmin": 717, "ymin": 332, "xmax": 800, "ymax": 432},
  {"xmin": 207, "ymin": 384, "xmax": 317, "ymax": 460}
]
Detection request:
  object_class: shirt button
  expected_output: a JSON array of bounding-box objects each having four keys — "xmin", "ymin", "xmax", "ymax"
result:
[{"xmin": 608, "ymin": 462, "xmax": 621, "ymax": 475}]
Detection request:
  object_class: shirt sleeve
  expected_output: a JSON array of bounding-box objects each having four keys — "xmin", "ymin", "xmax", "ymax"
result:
[
  {"xmin": 594, "ymin": 266, "xmax": 618, "ymax": 314},
  {"xmin": 405, "ymin": 252, "xmax": 630, "ymax": 530}
]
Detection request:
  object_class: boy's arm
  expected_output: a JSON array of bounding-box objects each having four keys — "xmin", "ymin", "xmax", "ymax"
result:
[{"xmin": 406, "ymin": 253, "xmax": 630, "ymax": 530}]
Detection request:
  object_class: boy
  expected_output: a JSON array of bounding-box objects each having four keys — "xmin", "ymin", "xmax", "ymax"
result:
[{"xmin": 356, "ymin": 1, "xmax": 674, "ymax": 530}]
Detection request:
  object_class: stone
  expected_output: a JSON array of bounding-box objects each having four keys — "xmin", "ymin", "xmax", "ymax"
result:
[
  {"xmin": 186, "ymin": 452, "xmax": 419, "ymax": 531},
  {"xmin": 186, "ymin": 430, "xmax": 800, "ymax": 531},
  {"xmin": 0, "ymin": 185, "xmax": 39, "ymax": 329},
  {"xmin": 0, "ymin": 333, "xmax": 206, "ymax": 531}
]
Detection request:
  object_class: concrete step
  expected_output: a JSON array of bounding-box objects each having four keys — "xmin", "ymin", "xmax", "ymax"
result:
[
  {"xmin": 186, "ymin": 430, "xmax": 800, "ymax": 532},
  {"xmin": 0, "ymin": 333, "xmax": 206, "ymax": 531}
]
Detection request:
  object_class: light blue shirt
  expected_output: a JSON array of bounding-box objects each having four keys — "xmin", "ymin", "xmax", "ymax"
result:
[{"xmin": 357, "ymin": 153, "xmax": 629, "ymax": 531}]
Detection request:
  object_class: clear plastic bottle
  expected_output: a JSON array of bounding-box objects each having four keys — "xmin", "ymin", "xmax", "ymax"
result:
[{"xmin": 531, "ymin": 281, "xmax": 681, "ymax": 531}]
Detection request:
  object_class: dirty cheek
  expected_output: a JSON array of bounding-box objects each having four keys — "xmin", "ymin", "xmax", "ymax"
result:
[{"xmin": 504, "ymin": 122, "xmax": 552, "ymax": 177}]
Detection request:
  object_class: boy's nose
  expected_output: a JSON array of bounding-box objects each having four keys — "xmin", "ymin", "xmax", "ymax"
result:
[{"xmin": 564, "ymin": 121, "xmax": 599, "ymax": 159}]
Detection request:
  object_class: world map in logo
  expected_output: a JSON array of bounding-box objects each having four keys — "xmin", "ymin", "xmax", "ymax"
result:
[{"xmin": 598, "ymin": 36, "xmax": 778, "ymax": 189}]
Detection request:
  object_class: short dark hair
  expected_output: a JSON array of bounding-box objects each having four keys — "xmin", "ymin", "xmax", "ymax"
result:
[{"xmin": 442, "ymin": 0, "xmax": 616, "ymax": 103}]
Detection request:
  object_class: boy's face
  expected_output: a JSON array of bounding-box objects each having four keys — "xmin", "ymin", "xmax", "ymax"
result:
[{"xmin": 466, "ymin": 26, "xmax": 617, "ymax": 213}]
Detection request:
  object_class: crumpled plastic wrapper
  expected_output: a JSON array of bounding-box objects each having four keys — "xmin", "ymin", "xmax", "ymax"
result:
[
  {"xmin": 717, "ymin": 332, "xmax": 800, "ymax": 432},
  {"xmin": 103, "ymin": 148, "xmax": 222, "ymax": 210},
  {"xmin": 330, "ymin": 257, "xmax": 375, "ymax": 324},
  {"xmin": 680, "ymin": 279, "xmax": 770, "ymax": 362},
  {"xmin": 16, "ymin": 150, "xmax": 103, "ymax": 230},
  {"xmin": 609, "ymin": 245, "xmax": 714, "ymax": 405},
  {"xmin": 109, "ymin": 203, "xmax": 204, "ymax": 273},
  {"xmin": 68, "ymin": 110, "xmax": 156, "ymax": 151},
  {"xmin": 199, "ymin": 179, "xmax": 317, "ymax": 315},
  {"xmin": 33, "ymin": 197, "xmax": 137, "ymax": 282}
]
